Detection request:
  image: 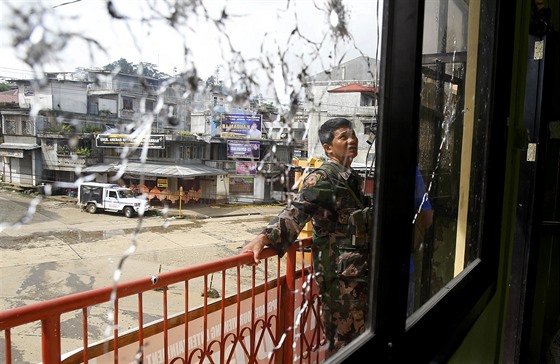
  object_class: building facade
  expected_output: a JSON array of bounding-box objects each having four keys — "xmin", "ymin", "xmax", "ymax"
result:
[{"xmin": 0, "ymin": 70, "xmax": 304, "ymax": 205}]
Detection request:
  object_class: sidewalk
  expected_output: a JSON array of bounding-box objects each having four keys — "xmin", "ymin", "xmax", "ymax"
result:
[
  {"xmin": 0, "ymin": 182, "xmax": 285, "ymax": 220},
  {"xmin": 41, "ymin": 193, "xmax": 285, "ymax": 219},
  {"xmin": 160, "ymin": 203, "xmax": 285, "ymax": 219}
]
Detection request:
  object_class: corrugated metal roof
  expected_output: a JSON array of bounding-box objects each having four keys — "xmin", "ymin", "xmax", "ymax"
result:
[
  {"xmin": 0, "ymin": 88, "xmax": 18, "ymax": 103},
  {"xmin": 84, "ymin": 162, "xmax": 228, "ymax": 178},
  {"xmin": 0, "ymin": 143, "xmax": 40, "ymax": 150}
]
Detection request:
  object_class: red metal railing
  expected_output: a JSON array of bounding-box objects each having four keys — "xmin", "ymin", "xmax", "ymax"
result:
[{"xmin": 0, "ymin": 237, "xmax": 326, "ymax": 363}]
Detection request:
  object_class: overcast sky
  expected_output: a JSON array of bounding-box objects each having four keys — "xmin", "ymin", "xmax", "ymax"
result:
[{"xmin": 0, "ymin": 0, "xmax": 381, "ymax": 101}]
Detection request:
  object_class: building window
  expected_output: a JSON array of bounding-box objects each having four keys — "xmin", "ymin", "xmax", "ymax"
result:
[
  {"xmin": 229, "ymin": 177, "xmax": 254, "ymax": 195},
  {"xmin": 365, "ymin": 0, "xmax": 504, "ymax": 361},
  {"xmin": 147, "ymin": 148, "xmax": 169, "ymax": 159},
  {"xmin": 3, "ymin": 119, "xmax": 16, "ymax": 134},
  {"xmin": 88, "ymin": 102, "xmax": 99, "ymax": 115},
  {"xmin": 2, "ymin": 118, "xmax": 34, "ymax": 136},
  {"xmin": 146, "ymin": 100, "xmax": 155, "ymax": 112},
  {"xmin": 123, "ymin": 97, "xmax": 133, "ymax": 111},
  {"xmin": 22, "ymin": 119, "xmax": 33, "ymax": 135},
  {"xmin": 180, "ymin": 145, "xmax": 205, "ymax": 160},
  {"xmin": 360, "ymin": 94, "xmax": 374, "ymax": 106}
]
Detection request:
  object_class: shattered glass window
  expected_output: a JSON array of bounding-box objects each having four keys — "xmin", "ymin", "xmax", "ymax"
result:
[
  {"xmin": 407, "ymin": 0, "xmax": 496, "ymax": 318},
  {"xmin": 0, "ymin": 0, "xmax": 383, "ymax": 363}
]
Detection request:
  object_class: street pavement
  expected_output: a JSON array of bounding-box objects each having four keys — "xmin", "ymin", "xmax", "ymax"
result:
[{"xmin": 0, "ymin": 185, "xmax": 285, "ymax": 363}]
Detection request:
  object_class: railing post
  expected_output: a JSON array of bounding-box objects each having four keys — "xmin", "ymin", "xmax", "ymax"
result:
[
  {"xmin": 42, "ymin": 316, "xmax": 61, "ymax": 364},
  {"xmin": 281, "ymin": 245, "xmax": 297, "ymax": 364}
]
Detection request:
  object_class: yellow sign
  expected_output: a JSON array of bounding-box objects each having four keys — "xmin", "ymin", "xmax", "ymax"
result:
[{"xmin": 157, "ymin": 178, "xmax": 168, "ymax": 188}]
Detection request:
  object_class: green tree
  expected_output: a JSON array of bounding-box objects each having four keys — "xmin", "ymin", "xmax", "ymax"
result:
[
  {"xmin": 138, "ymin": 62, "xmax": 170, "ymax": 79},
  {"xmin": 206, "ymin": 75, "xmax": 217, "ymax": 88},
  {"xmin": 102, "ymin": 59, "xmax": 170, "ymax": 79},
  {"xmin": 0, "ymin": 82, "xmax": 12, "ymax": 92},
  {"xmin": 103, "ymin": 58, "xmax": 135, "ymax": 74}
]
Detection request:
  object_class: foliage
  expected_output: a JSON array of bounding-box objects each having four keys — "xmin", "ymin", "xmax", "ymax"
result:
[
  {"xmin": 0, "ymin": 83, "xmax": 13, "ymax": 92},
  {"xmin": 83, "ymin": 124, "xmax": 104, "ymax": 133},
  {"xmin": 74, "ymin": 148, "xmax": 92, "ymax": 157},
  {"xmin": 258, "ymin": 102, "xmax": 278, "ymax": 114},
  {"xmin": 46, "ymin": 123, "xmax": 74, "ymax": 133},
  {"xmin": 103, "ymin": 58, "xmax": 171, "ymax": 79},
  {"xmin": 206, "ymin": 75, "xmax": 217, "ymax": 88},
  {"xmin": 57, "ymin": 145, "xmax": 91, "ymax": 157}
]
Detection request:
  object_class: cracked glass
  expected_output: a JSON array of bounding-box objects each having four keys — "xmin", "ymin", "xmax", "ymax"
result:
[
  {"xmin": 0, "ymin": 0, "xmax": 382, "ymax": 363},
  {"xmin": 407, "ymin": 0, "xmax": 495, "ymax": 319}
]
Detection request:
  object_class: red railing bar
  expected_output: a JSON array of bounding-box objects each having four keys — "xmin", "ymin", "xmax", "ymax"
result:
[
  {"xmin": 299, "ymin": 248, "xmax": 306, "ymax": 364},
  {"xmin": 220, "ymin": 269, "xmax": 226, "ymax": 364},
  {"xmin": 0, "ymin": 246, "xmax": 281, "ymax": 330},
  {"xmin": 251, "ymin": 264, "xmax": 256, "ymax": 362},
  {"xmin": 4, "ymin": 329, "xmax": 12, "ymax": 364},
  {"xmin": 1, "ymin": 238, "xmax": 313, "ymax": 364},
  {"xmin": 42, "ymin": 315, "xmax": 61, "ymax": 364},
  {"xmin": 163, "ymin": 286, "xmax": 169, "ymax": 364},
  {"xmin": 82, "ymin": 307, "xmax": 88, "ymax": 364},
  {"xmin": 184, "ymin": 280, "xmax": 189, "ymax": 362},
  {"xmin": 276, "ymin": 255, "xmax": 282, "ymax": 364},
  {"xmin": 236, "ymin": 264, "xmax": 242, "ymax": 355},
  {"xmin": 138, "ymin": 293, "xmax": 144, "ymax": 362},
  {"xmin": 203, "ymin": 275, "xmax": 209, "ymax": 355},
  {"xmin": 283, "ymin": 245, "xmax": 297, "ymax": 364},
  {"xmin": 113, "ymin": 299, "xmax": 119, "ymax": 364}
]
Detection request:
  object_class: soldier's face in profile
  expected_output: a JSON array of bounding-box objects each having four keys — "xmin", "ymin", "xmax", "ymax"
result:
[{"xmin": 325, "ymin": 126, "xmax": 358, "ymax": 167}]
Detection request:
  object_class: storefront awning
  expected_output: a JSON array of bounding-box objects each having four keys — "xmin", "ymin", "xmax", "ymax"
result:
[
  {"xmin": 83, "ymin": 162, "xmax": 228, "ymax": 178},
  {"xmin": 0, "ymin": 143, "xmax": 40, "ymax": 150}
]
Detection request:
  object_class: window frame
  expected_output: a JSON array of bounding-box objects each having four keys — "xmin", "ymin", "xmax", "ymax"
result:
[
  {"xmin": 122, "ymin": 96, "xmax": 133, "ymax": 111},
  {"xmin": 346, "ymin": 0, "xmax": 513, "ymax": 361}
]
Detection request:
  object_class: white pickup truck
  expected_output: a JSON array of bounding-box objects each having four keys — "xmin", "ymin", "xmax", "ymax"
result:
[{"xmin": 78, "ymin": 182, "xmax": 149, "ymax": 218}]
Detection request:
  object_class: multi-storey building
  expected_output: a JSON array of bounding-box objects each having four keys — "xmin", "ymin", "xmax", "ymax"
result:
[
  {"xmin": 0, "ymin": 56, "xmax": 378, "ymax": 204},
  {"xmin": 304, "ymin": 56, "xmax": 378, "ymax": 167},
  {"xmin": 0, "ymin": 70, "xmax": 304, "ymax": 204},
  {"xmin": 0, "ymin": 84, "xmax": 43, "ymax": 187}
]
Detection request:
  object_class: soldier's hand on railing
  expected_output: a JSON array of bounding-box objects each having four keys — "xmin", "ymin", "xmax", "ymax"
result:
[{"xmin": 241, "ymin": 233, "xmax": 271, "ymax": 265}]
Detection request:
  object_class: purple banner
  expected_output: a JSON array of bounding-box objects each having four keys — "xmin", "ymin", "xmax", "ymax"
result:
[
  {"xmin": 227, "ymin": 140, "xmax": 260, "ymax": 160},
  {"xmin": 236, "ymin": 161, "xmax": 257, "ymax": 175}
]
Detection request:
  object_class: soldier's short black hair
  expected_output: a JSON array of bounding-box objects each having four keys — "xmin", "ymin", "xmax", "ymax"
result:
[{"xmin": 318, "ymin": 118, "xmax": 353, "ymax": 145}]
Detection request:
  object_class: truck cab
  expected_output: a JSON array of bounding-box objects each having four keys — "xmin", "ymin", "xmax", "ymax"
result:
[{"xmin": 78, "ymin": 182, "xmax": 149, "ymax": 218}]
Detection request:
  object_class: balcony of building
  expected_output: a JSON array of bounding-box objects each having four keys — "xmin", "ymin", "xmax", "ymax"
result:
[{"xmin": 0, "ymin": 237, "xmax": 327, "ymax": 364}]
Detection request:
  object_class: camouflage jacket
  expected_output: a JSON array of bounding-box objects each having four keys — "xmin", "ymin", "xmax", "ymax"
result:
[
  {"xmin": 262, "ymin": 160, "xmax": 371, "ymax": 351},
  {"xmin": 262, "ymin": 160, "xmax": 371, "ymax": 282}
]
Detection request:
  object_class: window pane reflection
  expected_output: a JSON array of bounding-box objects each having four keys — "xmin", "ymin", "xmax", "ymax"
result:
[{"xmin": 409, "ymin": 0, "xmax": 491, "ymax": 316}]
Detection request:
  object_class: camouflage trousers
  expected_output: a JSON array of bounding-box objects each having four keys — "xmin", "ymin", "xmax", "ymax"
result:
[{"xmin": 320, "ymin": 277, "xmax": 368, "ymax": 358}]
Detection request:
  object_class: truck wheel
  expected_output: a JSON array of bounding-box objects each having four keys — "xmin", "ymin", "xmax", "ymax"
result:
[
  {"xmin": 87, "ymin": 204, "xmax": 97, "ymax": 214},
  {"xmin": 123, "ymin": 206, "xmax": 134, "ymax": 218}
]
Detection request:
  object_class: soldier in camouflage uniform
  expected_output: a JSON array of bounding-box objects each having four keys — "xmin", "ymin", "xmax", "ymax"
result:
[{"xmin": 242, "ymin": 118, "xmax": 371, "ymax": 357}]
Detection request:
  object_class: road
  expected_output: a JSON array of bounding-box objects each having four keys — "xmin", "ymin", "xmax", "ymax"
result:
[{"xmin": 0, "ymin": 187, "xmax": 284, "ymax": 363}]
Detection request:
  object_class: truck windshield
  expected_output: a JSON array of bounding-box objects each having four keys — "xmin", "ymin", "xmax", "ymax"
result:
[{"xmin": 117, "ymin": 190, "xmax": 134, "ymax": 199}]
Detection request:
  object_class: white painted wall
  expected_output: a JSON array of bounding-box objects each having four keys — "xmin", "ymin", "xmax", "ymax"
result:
[
  {"xmin": 51, "ymin": 82, "xmax": 88, "ymax": 113},
  {"xmin": 98, "ymin": 98, "xmax": 117, "ymax": 114}
]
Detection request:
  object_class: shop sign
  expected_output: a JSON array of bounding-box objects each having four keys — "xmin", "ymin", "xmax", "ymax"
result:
[
  {"xmin": 157, "ymin": 178, "xmax": 168, "ymax": 188},
  {"xmin": 221, "ymin": 114, "xmax": 262, "ymax": 139},
  {"xmin": 236, "ymin": 161, "xmax": 257, "ymax": 175},
  {"xmin": 0, "ymin": 149, "xmax": 24, "ymax": 158},
  {"xmin": 227, "ymin": 140, "xmax": 260, "ymax": 159},
  {"xmin": 96, "ymin": 134, "xmax": 165, "ymax": 149}
]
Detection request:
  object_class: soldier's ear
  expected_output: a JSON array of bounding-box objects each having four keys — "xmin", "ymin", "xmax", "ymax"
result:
[{"xmin": 323, "ymin": 143, "xmax": 332, "ymax": 157}]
